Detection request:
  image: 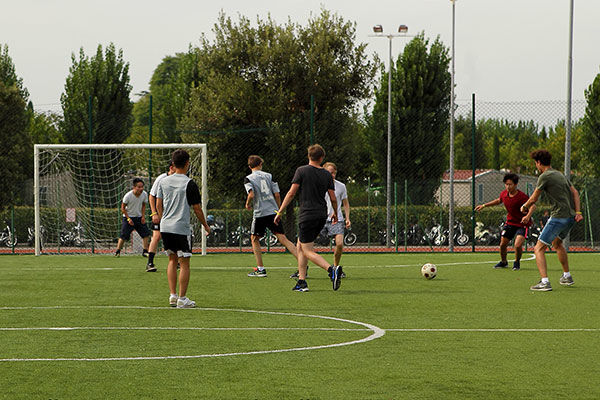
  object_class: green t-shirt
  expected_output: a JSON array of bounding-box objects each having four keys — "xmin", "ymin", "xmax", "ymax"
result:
[{"xmin": 536, "ymin": 169, "xmax": 575, "ymax": 218}]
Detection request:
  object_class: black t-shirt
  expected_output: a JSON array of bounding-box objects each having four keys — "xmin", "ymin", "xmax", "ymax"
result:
[{"xmin": 291, "ymin": 165, "xmax": 334, "ymax": 223}]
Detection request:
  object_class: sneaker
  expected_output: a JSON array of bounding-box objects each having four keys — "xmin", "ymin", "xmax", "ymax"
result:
[
  {"xmin": 530, "ymin": 280, "xmax": 552, "ymax": 292},
  {"xmin": 176, "ymin": 297, "xmax": 196, "ymax": 308},
  {"xmin": 493, "ymin": 261, "xmax": 508, "ymax": 269},
  {"xmin": 292, "ymin": 280, "xmax": 309, "ymax": 292},
  {"xmin": 115, "ymin": 249, "xmax": 121, "ymax": 257},
  {"xmin": 169, "ymin": 294, "xmax": 178, "ymax": 307},
  {"xmin": 332, "ymin": 265, "xmax": 343, "ymax": 291},
  {"xmin": 559, "ymin": 275, "xmax": 574, "ymax": 286},
  {"xmin": 142, "ymin": 249, "xmax": 149, "ymax": 257},
  {"xmin": 248, "ymin": 268, "xmax": 267, "ymax": 277},
  {"xmin": 289, "ymin": 270, "xmax": 299, "ymax": 279},
  {"xmin": 146, "ymin": 263, "xmax": 157, "ymax": 272},
  {"xmin": 512, "ymin": 261, "xmax": 520, "ymax": 271}
]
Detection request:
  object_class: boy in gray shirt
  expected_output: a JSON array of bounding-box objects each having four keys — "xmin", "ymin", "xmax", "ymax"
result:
[
  {"xmin": 157, "ymin": 149, "xmax": 210, "ymax": 308},
  {"xmin": 115, "ymin": 178, "xmax": 150, "ymax": 257},
  {"xmin": 244, "ymin": 155, "xmax": 297, "ymax": 277}
]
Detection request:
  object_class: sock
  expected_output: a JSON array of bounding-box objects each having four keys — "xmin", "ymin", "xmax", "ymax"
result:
[
  {"xmin": 170, "ymin": 293, "xmax": 177, "ymax": 297},
  {"xmin": 541, "ymin": 277, "xmax": 549, "ymax": 284},
  {"xmin": 327, "ymin": 266, "xmax": 333, "ymax": 276},
  {"xmin": 563, "ymin": 272, "xmax": 571, "ymax": 278},
  {"xmin": 257, "ymin": 266, "xmax": 265, "ymax": 271},
  {"xmin": 148, "ymin": 252, "xmax": 155, "ymax": 263},
  {"xmin": 298, "ymin": 279, "xmax": 306, "ymax": 284}
]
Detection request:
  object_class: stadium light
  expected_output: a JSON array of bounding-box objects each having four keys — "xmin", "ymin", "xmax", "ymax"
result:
[{"xmin": 369, "ymin": 25, "xmax": 413, "ymax": 247}]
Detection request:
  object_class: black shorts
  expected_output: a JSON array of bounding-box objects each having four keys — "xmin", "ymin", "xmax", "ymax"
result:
[
  {"xmin": 251, "ymin": 215, "xmax": 284, "ymax": 237},
  {"xmin": 298, "ymin": 218, "xmax": 327, "ymax": 244},
  {"xmin": 501, "ymin": 223, "xmax": 526, "ymax": 240},
  {"xmin": 120, "ymin": 217, "xmax": 150, "ymax": 240},
  {"xmin": 151, "ymin": 222, "xmax": 160, "ymax": 231},
  {"xmin": 161, "ymin": 232, "xmax": 192, "ymax": 258}
]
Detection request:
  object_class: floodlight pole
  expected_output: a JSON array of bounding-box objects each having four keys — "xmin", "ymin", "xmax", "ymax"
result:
[
  {"xmin": 370, "ymin": 26, "xmax": 412, "ymax": 247},
  {"xmin": 449, "ymin": 0, "xmax": 456, "ymax": 252}
]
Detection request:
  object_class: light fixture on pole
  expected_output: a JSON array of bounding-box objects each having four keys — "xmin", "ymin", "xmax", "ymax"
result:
[
  {"xmin": 370, "ymin": 24, "xmax": 413, "ymax": 247},
  {"xmin": 449, "ymin": 0, "xmax": 456, "ymax": 252}
]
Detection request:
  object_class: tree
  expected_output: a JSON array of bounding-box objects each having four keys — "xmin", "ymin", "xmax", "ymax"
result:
[
  {"xmin": 179, "ymin": 10, "xmax": 377, "ymax": 213},
  {"xmin": 29, "ymin": 111, "xmax": 63, "ymax": 144},
  {"xmin": 582, "ymin": 69, "xmax": 600, "ymax": 177},
  {"xmin": 0, "ymin": 82, "xmax": 31, "ymax": 208},
  {"xmin": 368, "ymin": 33, "xmax": 450, "ymax": 204},
  {"xmin": 60, "ymin": 43, "xmax": 133, "ymax": 144},
  {"xmin": 0, "ymin": 44, "xmax": 29, "ymax": 102}
]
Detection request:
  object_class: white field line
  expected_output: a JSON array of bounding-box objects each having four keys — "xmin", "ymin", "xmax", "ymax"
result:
[
  {"xmin": 0, "ymin": 326, "xmax": 368, "ymax": 332},
  {"xmin": 9, "ymin": 253, "xmax": 537, "ymax": 271},
  {"xmin": 385, "ymin": 328, "xmax": 600, "ymax": 332},
  {"xmin": 0, "ymin": 306, "xmax": 385, "ymax": 362}
]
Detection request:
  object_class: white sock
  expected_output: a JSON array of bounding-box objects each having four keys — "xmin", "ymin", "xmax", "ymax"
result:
[
  {"xmin": 563, "ymin": 272, "xmax": 571, "ymax": 278},
  {"xmin": 541, "ymin": 277, "xmax": 550, "ymax": 284},
  {"xmin": 170, "ymin": 293, "xmax": 177, "ymax": 297},
  {"xmin": 257, "ymin": 266, "xmax": 265, "ymax": 270}
]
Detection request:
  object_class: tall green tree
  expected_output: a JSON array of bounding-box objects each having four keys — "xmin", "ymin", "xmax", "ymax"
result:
[
  {"xmin": 60, "ymin": 43, "xmax": 133, "ymax": 144},
  {"xmin": 0, "ymin": 44, "xmax": 29, "ymax": 102},
  {"xmin": 0, "ymin": 82, "xmax": 31, "ymax": 208},
  {"xmin": 180, "ymin": 10, "xmax": 377, "ymax": 212},
  {"xmin": 368, "ymin": 33, "xmax": 450, "ymax": 204},
  {"xmin": 582, "ymin": 69, "xmax": 600, "ymax": 177}
]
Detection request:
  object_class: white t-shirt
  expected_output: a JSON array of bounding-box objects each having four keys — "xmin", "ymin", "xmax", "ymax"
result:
[
  {"xmin": 325, "ymin": 179, "xmax": 347, "ymax": 222},
  {"xmin": 122, "ymin": 190, "xmax": 148, "ymax": 217},
  {"xmin": 150, "ymin": 173, "xmax": 168, "ymax": 197}
]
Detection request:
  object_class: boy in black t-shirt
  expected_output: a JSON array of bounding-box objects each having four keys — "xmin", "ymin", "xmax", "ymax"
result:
[{"xmin": 274, "ymin": 144, "xmax": 343, "ymax": 292}]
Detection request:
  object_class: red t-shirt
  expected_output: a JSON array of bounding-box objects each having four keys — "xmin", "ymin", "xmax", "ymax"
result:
[{"xmin": 500, "ymin": 189, "xmax": 531, "ymax": 227}]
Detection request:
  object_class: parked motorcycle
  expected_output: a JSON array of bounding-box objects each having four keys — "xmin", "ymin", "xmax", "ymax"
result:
[
  {"xmin": 449, "ymin": 221, "xmax": 469, "ymax": 246},
  {"xmin": 475, "ymin": 221, "xmax": 492, "ymax": 245},
  {"xmin": 316, "ymin": 227, "xmax": 357, "ymax": 247},
  {"xmin": 0, "ymin": 222, "xmax": 17, "ymax": 247},
  {"xmin": 205, "ymin": 215, "xmax": 225, "ymax": 246},
  {"xmin": 227, "ymin": 226, "xmax": 251, "ymax": 247},
  {"xmin": 27, "ymin": 225, "xmax": 46, "ymax": 248},
  {"xmin": 527, "ymin": 224, "xmax": 542, "ymax": 248},
  {"xmin": 60, "ymin": 221, "xmax": 85, "ymax": 247}
]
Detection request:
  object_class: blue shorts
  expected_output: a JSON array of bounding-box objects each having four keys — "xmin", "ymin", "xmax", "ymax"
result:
[{"xmin": 538, "ymin": 217, "xmax": 575, "ymax": 246}]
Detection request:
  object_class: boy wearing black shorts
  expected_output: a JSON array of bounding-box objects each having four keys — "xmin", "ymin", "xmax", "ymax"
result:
[
  {"xmin": 244, "ymin": 155, "xmax": 298, "ymax": 277},
  {"xmin": 115, "ymin": 177, "xmax": 151, "ymax": 257},
  {"xmin": 274, "ymin": 144, "xmax": 342, "ymax": 292},
  {"xmin": 157, "ymin": 149, "xmax": 210, "ymax": 308}
]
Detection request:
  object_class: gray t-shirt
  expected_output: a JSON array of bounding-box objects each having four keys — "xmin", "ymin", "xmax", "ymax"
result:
[
  {"xmin": 325, "ymin": 179, "xmax": 348, "ymax": 222},
  {"xmin": 122, "ymin": 190, "xmax": 148, "ymax": 217},
  {"xmin": 149, "ymin": 173, "xmax": 168, "ymax": 197},
  {"xmin": 157, "ymin": 173, "xmax": 202, "ymax": 235},
  {"xmin": 536, "ymin": 168, "xmax": 575, "ymax": 218},
  {"xmin": 244, "ymin": 170, "xmax": 280, "ymax": 218}
]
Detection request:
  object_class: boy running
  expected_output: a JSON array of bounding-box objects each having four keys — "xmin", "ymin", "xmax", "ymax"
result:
[
  {"xmin": 520, "ymin": 149, "xmax": 583, "ymax": 292},
  {"xmin": 157, "ymin": 149, "xmax": 210, "ymax": 308},
  {"xmin": 244, "ymin": 155, "xmax": 298, "ymax": 277},
  {"xmin": 145, "ymin": 161, "xmax": 175, "ymax": 272},
  {"xmin": 475, "ymin": 173, "xmax": 535, "ymax": 270},
  {"xmin": 115, "ymin": 178, "xmax": 150, "ymax": 257},
  {"xmin": 275, "ymin": 144, "xmax": 342, "ymax": 292}
]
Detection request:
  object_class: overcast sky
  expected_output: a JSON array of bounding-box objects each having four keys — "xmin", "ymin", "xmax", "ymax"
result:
[{"xmin": 2, "ymin": 0, "xmax": 599, "ymax": 113}]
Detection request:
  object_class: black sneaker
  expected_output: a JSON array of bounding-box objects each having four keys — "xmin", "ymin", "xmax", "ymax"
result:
[
  {"xmin": 289, "ymin": 270, "xmax": 299, "ymax": 279},
  {"xmin": 115, "ymin": 249, "xmax": 121, "ymax": 257},
  {"xmin": 142, "ymin": 249, "xmax": 149, "ymax": 257},
  {"xmin": 512, "ymin": 261, "xmax": 520, "ymax": 271},
  {"xmin": 494, "ymin": 261, "xmax": 508, "ymax": 269},
  {"xmin": 292, "ymin": 280, "xmax": 309, "ymax": 292},
  {"xmin": 332, "ymin": 265, "xmax": 343, "ymax": 291},
  {"xmin": 146, "ymin": 263, "xmax": 157, "ymax": 272}
]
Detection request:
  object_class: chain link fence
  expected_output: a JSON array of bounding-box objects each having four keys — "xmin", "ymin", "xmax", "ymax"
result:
[{"xmin": 1, "ymin": 98, "xmax": 597, "ymax": 254}]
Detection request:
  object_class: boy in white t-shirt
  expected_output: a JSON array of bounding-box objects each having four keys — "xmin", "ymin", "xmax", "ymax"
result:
[{"xmin": 115, "ymin": 178, "xmax": 151, "ymax": 257}]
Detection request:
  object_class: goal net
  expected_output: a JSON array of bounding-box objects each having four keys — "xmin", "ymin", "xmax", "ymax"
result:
[{"xmin": 33, "ymin": 144, "xmax": 207, "ymax": 256}]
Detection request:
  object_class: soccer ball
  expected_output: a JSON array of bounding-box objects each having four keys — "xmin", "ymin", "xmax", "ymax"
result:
[{"xmin": 421, "ymin": 263, "xmax": 437, "ymax": 280}]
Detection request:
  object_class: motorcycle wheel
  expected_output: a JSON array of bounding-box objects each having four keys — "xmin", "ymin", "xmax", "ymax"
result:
[
  {"xmin": 456, "ymin": 234, "xmax": 469, "ymax": 246},
  {"xmin": 344, "ymin": 233, "xmax": 357, "ymax": 246},
  {"xmin": 434, "ymin": 235, "xmax": 446, "ymax": 246}
]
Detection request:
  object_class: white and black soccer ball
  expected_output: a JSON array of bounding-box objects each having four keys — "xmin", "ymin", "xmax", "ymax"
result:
[{"xmin": 421, "ymin": 263, "xmax": 437, "ymax": 280}]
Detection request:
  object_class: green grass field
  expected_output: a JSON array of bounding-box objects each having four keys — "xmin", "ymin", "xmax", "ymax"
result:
[{"xmin": 1, "ymin": 252, "xmax": 599, "ymax": 399}]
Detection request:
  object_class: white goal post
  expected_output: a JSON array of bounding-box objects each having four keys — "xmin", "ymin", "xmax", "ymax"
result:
[{"xmin": 33, "ymin": 143, "xmax": 208, "ymax": 256}]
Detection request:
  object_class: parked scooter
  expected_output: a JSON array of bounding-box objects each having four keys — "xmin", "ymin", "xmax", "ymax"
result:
[{"xmin": 0, "ymin": 222, "xmax": 17, "ymax": 247}]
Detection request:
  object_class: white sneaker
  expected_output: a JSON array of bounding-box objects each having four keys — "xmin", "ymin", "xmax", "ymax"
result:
[
  {"xmin": 176, "ymin": 297, "xmax": 196, "ymax": 308},
  {"xmin": 169, "ymin": 294, "xmax": 178, "ymax": 307}
]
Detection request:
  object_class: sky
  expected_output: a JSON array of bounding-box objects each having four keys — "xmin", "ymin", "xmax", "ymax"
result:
[{"xmin": 2, "ymin": 0, "xmax": 599, "ymax": 115}]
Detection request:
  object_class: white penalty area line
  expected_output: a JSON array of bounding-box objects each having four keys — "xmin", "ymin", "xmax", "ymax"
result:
[
  {"xmin": 0, "ymin": 306, "xmax": 385, "ymax": 362},
  {"xmin": 386, "ymin": 328, "xmax": 599, "ymax": 332},
  {"xmin": 0, "ymin": 326, "xmax": 369, "ymax": 332}
]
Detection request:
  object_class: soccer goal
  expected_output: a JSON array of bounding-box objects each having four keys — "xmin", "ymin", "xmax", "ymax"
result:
[{"xmin": 33, "ymin": 144, "xmax": 208, "ymax": 256}]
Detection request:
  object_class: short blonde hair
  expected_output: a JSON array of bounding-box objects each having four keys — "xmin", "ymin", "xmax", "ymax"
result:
[{"xmin": 323, "ymin": 162, "xmax": 337, "ymax": 171}]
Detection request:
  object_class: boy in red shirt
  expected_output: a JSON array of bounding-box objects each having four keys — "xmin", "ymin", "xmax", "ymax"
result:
[{"xmin": 475, "ymin": 173, "xmax": 536, "ymax": 270}]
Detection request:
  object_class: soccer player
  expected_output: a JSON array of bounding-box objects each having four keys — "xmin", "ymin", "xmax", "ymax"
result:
[
  {"xmin": 156, "ymin": 149, "xmax": 210, "ymax": 308},
  {"xmin": 244, "ymin": 155, "xmax": 298, "ymax": 277},
  {"xmin": 520, "ymin": 149, "xmax": 583, "ymax": 292},
  {"xmin": 115, "ymin": 177, "xmax": 151, "ymax": 257},
  {"xmin": 145, "ymin": 161, "xmax": 175, "ymax": 272},
  {"xmin": 274, "ymin": 144, "xmax": 343, "ymax": 292},
  {"xmin": 290, "ymin": 161, "xmax": 350, "ymax": 279},
  {"xmin": 475, "ymin": 173, "xmax": 535, "ymax": 271}
]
